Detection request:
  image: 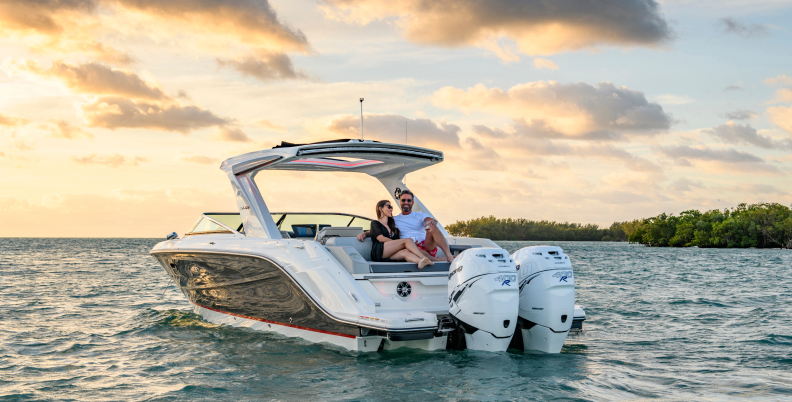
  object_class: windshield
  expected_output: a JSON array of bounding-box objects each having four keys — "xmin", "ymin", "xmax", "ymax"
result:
[{"xmin": 189, "ymin": 212, "xmax": 373, "ymax": 237}]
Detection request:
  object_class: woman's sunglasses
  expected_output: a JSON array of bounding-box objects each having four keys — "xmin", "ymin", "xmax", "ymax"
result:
[{"xmin": 384, "ymin": 205, "xmax": 393, "ymax": 209}]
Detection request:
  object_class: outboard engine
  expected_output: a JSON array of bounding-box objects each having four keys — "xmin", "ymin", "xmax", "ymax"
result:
[
  {"xmin": 447, "ymin": 248, "xmax": 519, "ymax": 352},
  {"xmin": 512, "ymin": 246, "xmax": 575, "ymax": 353}
]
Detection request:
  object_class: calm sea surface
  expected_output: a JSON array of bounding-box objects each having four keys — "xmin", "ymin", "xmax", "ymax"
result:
[{"xmin": 1, "ymin": 239, "xmax": 791, "ymax": 401}]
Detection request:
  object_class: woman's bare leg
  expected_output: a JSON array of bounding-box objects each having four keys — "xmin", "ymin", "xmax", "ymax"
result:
[
  {"xmin": 391, "ymin": 250, "xmax": 432, "ymax": 269},
  {"xmin": 381, "ymin": 239, "xmax": 410, "ymax": 259}
]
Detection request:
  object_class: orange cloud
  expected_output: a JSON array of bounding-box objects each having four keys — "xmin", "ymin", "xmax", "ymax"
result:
[
  {"xmin": 216, "ymin": 53, "xmax": 307, "ymax": 81},
  {"xmin": 313, "ymin": 113, "xmax": 461, "ymax": 148},
  {"xmin": 768, "ymin": 105, "xmax": 792, "ymax": 135},
  {"xmin": 0, "ymin": 0, "xmax": 309, "ymax": 75},
  {"xmin": 0, "ymin": 112, "xmax": 30, "ymax": 127},
  {"xmin": 115, "ymin": 0, "xmax": 308, "ymax": 53},
  {"xmin": 764, "ymin": 74, "xmax": 792, "ymax": 86},
  {"xmin": 434, "ymin": 81, "xmax": 671, "ymax": 139},
  {"xmin": 181, "ymin": 155, "xmax": 219, "ymax": 165},
  {"xmin": 321, "ymin": 0, "xmax": 671, "ymax": 58},
  {"xmin": 70, "ymin": 153, "xmax": 149, "ymax": 167},
  {"xmin": 2, "ymin": 59, "xmax": 167, "ymax": 100},
  {"xmin": 254, "ymin": 119, "xmax": 287, "ymax": 132},
  {"xmin": 211, "ymin": 126, "xmax": 252, "ymax": 142},
  {"xmin": 78, "ymin": 96, "xmax": 228, "ymax": 133},
  {"xmin": 533, "ymin": 58, "xmax": 559, "ymax": 70},
  {"xmin": 42, "ymin": 118, "xmax": 94, "ymax": 139}
]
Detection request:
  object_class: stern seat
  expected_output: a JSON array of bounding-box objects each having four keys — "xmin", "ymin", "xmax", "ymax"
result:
[{"xmin": 319, "ymin": 227, "xmax": 475, "ymax": 274}]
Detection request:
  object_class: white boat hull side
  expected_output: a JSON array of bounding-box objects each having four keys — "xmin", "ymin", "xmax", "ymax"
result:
[{"xmin": 194, "ymin": 304, "xmax": 446, "ymax": 352}]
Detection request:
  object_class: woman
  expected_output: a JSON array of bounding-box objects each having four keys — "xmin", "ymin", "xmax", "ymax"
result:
[{"xmin": 370, "ymin": 200, "xmax": 434, "ymax": 269}]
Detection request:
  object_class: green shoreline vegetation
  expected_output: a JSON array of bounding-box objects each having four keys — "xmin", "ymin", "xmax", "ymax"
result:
[{"xmin": 445, "ymin": 203, "xmax": 792, "ymax": 249}]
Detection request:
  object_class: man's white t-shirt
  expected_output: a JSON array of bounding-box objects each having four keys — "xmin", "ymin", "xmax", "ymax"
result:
[{"xmin": 394, "ymin": 211, "xmax": 430, "ymax": 242}]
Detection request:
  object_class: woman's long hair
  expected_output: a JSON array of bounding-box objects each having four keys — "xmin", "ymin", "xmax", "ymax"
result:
[{"xmin": 375, "ymin": 200, "xmax": 398, "ymax": 236}]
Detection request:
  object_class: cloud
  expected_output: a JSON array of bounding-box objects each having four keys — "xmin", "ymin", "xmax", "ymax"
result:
[
  {"xmin": 730, "ymin": 183, "xmax": 787, "ymax": 195},
  {"xmin": 0, "ymin": 1, "xmax": 133, "ymax": 64},
  {"xmin": 718, "ymin": 17, "xmax": 770, "ymax": 38},
  {"xmin": 321, "ymin": 0, "xmax": 671, "ymax": 58},
  {"xmin": 705, "ymin": 121, "xmax": 791, "ymax": 149},
  {"xmin": 669, "ymin": 178, "xmax": 705, "ymax": 193},
  {"xmin": 3, "ymin": 58, "xmax": 248, "ymax": 135},
  {"xmin": 460, "ymin": 137, "xmax": 508, "ymax": 172},
  {"xmin": 180, "ymin": 156, "xmax": 219, "ymax": 165},
  {"xmin": 723, "ymin": 109, "xmax": 756, "ymax": 120},
  {"xmin": 0, "ymin": 0, "xmax": 309, "ymax": 73},
  {"xmin": 319, "ymin": 114, "xmax": 461, "ymax": 148},
  {"xmin": 469, "ymin": 123, "xmax": 661, "ymax": 172},
  {"xmin": 71, "ymin": 153, "xmax": 149, "ymax": 167},
  {"xmin": 768, "ymin": 105, "xmax": 792, "ymax": 134},
  {"xmin": 769, "ymin": 89, "xmax": 792, "ymax": 104},
  {"xmin": 657, "ymin": 145, "xmax": 780, "ymax": 174},
  {"xmin": 217, "ymin": 53, "xmax": 307, "ymax": 81},
  {"xmin": 116, "ymin": 0, "xmax": 308, "ymax": 52},
  {"xmin": 0, "ymin": 112, "xmax": 30, "ymax": 127},
  {"xmin": 211, "ymin": 126, "xmax": 252, "ymax": 142},
  {"xmin": 533, "ymin": 58, "xmax": 558, "ymax": 70},
  {"xmin": 472, "ymin": 125, "xmax": 509, "ymax": 139},
  {"xmin": 42, "ymin": 118, "xmax": 94, "ymax": 139},
  {"xmin": 254, "ymin": 119, "xmax": 287, "ymax": 132},
  {"xmin": 78, "ymin": 96, "xmax": 228, "ymax": 133},
  {"xmin": 434, "ymin": 81, "xmax": 671, "ymax": 139},
  {"xmin": 764, "ymin": 75, "xmax": 792, "ymax": 86},
  {"xmin": 724, "ymin": 83, "xmax": 743, "ymax": 91},
  {"xmin": 2, "ymin": 59, "xmax": 167, "ymax": 100},
  {"xmin": 655, "ymin": 94, "xmax": 694, "ymax": 104},
  {"xmin": 659, "ymin": 145, "xmax": 765, "ymax": 163}
]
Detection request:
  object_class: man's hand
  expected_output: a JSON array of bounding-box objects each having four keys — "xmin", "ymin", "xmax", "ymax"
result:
[{"xmin": 425, "ymin": 219, "xmax": 438, "ymax": 232}]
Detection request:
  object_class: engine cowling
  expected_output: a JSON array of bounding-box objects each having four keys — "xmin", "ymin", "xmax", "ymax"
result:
[
  {"xmin": 512, "ymin": 246, "xmax": 575, "ymax": 353},
  {"xmin": 448, "ymin": 247, "xmax": 519, "ymax": 352}
]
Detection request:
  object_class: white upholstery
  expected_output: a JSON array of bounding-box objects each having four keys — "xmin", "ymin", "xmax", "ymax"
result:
[{"xmin": 325, "ymin": 237, "xmax": 373, "ymax": 261}]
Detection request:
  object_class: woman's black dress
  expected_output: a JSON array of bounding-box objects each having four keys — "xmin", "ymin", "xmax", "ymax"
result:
[{"xmin": 370, "ymin": 220, "xmax": 399, "ymax": 262}]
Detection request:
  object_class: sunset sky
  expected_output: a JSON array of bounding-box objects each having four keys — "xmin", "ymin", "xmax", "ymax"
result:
[{"xmin": 1, "ymin": 0, "xmax": 791, "ymax": 237}]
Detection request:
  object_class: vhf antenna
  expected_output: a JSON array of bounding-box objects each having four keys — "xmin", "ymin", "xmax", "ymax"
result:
[{"xmin": 360, "ymin": 98, "xmax": 364, "ymax": 140}]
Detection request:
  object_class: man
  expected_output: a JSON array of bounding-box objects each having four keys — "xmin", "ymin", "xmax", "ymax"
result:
[{"xmin": 358, "ymin": 190, "xmax": 455, "ymax": 263}]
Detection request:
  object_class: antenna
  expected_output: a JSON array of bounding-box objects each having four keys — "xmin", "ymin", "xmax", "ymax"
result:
[
  {"xmin": 359, "ymin": 98, "xmax": 364, "ymax": 140},
  {"xmin": 405, "ymin": 120, "xmax": 408, "ymax": 145}
]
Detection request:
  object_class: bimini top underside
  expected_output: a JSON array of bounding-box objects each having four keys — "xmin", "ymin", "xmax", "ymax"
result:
[{"xmin": 220, "ymin": 139, "xmax": 444, "ymax": 179}]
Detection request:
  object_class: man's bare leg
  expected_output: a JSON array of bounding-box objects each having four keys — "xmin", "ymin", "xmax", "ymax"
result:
[{"xmin": 423, "ymin": 229, "xmax": 455, "ymax": 263}]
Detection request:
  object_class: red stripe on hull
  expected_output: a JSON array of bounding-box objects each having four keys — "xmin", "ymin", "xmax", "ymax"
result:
[{"xmin": 193, "ymin": 302, "xmax": 357, "ymax": 339}]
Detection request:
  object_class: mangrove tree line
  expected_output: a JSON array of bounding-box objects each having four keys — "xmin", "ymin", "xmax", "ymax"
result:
[{"xmin": 445, "ymin": 203, "xmax": 792, "ymax": 248}]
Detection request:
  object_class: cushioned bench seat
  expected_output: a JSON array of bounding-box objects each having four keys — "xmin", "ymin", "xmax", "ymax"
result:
[
  {"xmin": 369, "ymin": 262, "xmax": 451, "ymax": 273},
  {"xmin": 324, "ymin": 236, "xmax": 453, "ymax": 274}
]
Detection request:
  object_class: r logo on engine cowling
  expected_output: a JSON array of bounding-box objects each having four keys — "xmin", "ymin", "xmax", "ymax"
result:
[
  {"xmin": 494, "ymin": 275, "xmax": 517, "ymax": 286},
  {"xmin": 552, "ymin": 271, "xmax": 573, "ymax": 282}
]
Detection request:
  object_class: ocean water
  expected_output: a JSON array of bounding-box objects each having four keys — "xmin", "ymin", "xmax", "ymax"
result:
[{"xmin": 1, "ymin": 239, "xmax": 791, "ymax": 401}]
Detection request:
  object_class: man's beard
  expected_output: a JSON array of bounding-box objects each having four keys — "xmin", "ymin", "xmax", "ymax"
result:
[{"xmin": 401, "ymin": 203, "xmax": 412, "ymax": 214}]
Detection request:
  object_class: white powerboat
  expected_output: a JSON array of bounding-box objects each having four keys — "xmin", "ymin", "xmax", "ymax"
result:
[{"xmin": 150, "ymin": 140, "xmax": 586, "ymax": 352}]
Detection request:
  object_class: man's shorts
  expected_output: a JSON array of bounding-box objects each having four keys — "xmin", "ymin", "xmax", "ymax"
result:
[{"xmin": 415, "ymin": 240, "xmax": 438, "ymax": 257}]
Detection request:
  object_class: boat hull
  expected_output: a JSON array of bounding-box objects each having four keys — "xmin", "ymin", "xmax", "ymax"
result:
[
  {"xmin": 153, "ymin": 250, "xmax": 448, "ymax": 351},
  {"xmin": 152, "ymin": 251, "xmax": 360, "ymax": 338}
]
